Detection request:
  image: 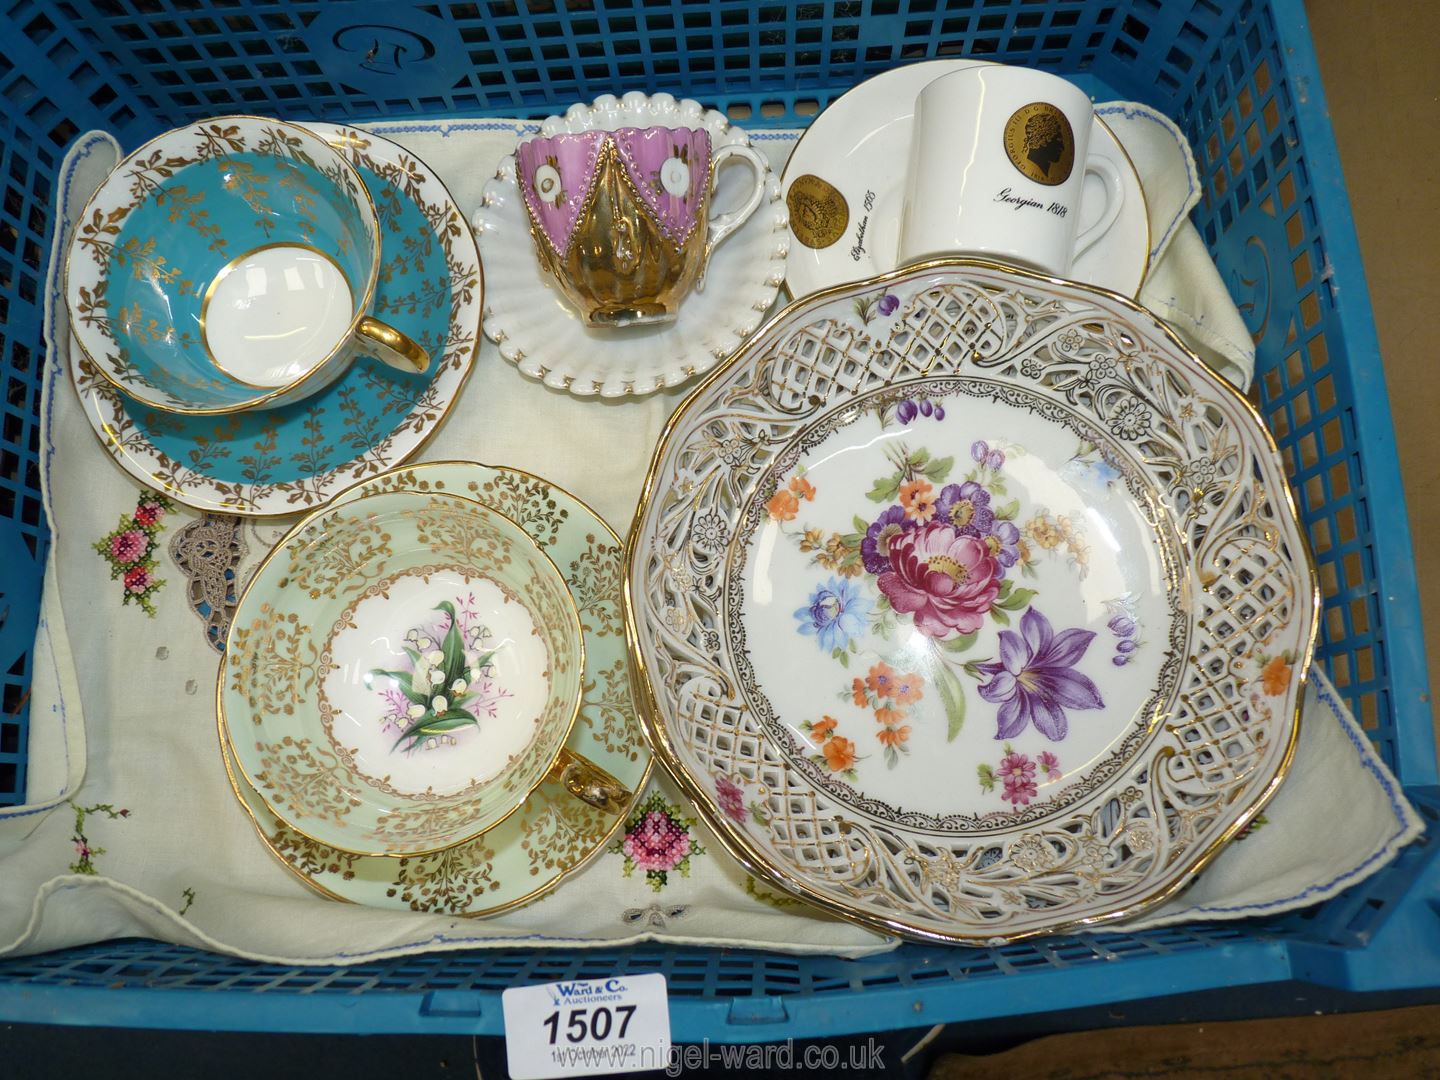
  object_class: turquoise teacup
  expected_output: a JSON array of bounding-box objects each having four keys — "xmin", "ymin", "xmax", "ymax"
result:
[{"xmin": 66, "ymin": 115, "xmax": 429, "ymax": 415}]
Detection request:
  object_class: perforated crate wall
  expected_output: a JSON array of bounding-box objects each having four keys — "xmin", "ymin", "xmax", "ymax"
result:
[{"xmin": 0, "ymin": 0, "xmax": 1434, "ymax": 1036}]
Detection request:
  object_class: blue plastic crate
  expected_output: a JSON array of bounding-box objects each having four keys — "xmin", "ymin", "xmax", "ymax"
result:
[{"xmin": 0, "ymin": 0, "xmax": 1434, "ymax": 1038}]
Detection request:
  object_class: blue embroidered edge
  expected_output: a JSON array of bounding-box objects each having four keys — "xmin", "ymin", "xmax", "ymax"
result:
[
  {"xmin": 1179, "ymin": 675, "xmax": 1421, "ymax": 917},
  {"xmin": 1094, "ymin": 103, "xmax": 1197, "ymax": 260},
  {"xmin": 1, "ymin": 132, "xmax": 114, "ymax": 818}
]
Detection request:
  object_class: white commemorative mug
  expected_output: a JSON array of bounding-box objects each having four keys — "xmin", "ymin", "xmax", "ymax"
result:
[{"xmin": 898, "ymin": 65, "xmax": 1125, "ymax": 276}]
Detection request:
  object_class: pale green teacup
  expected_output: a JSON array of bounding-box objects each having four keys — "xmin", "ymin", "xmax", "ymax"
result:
[{"xmin": 221, "ymin": 490, "xmax": 585, "ymax": 857}]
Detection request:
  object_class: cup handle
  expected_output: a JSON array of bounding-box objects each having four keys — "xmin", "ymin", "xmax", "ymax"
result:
[
  {"xmin": 357, "ymin": 316, "xmax": 431, "ymax": 374},
  {"xmin": 548, "ymin": 746, "xmax": 632, "ymax": 811},
  {"xmin": 697, "ymin": 142, "xmax": 769, "ymax": 291},
  {"xmin": 1073, "ymin": 155, "xmax": 1126, "ymax": 261}
]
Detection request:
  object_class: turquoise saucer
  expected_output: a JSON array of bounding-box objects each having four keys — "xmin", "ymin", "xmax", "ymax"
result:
[{"xmin": 71, "ymin": 123, "xmax": 481, "ymax": 516}]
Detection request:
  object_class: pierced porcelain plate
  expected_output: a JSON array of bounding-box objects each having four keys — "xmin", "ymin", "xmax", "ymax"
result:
[
  {"xmin": 782, "ymin": 60, "xmax": 1150, "ymax": 301},
  {"xmin": 473, "ymin": 92, "xmax": 789, "ymax": 397},
  {"xmin": 625, "ymin": 260, "xmax": 1317, "ymax": 943},
  {"xmin": 220, "ymin": 462, "xmax": 652, "ymax": 914},
  {"xmin": 70, "ymin": 123, "xmax": 481, "ymax": 516}
]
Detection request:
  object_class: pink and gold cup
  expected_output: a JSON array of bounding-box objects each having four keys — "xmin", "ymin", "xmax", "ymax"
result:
[{"xmin": 516, "ymin": 126, "xmax": 767, "ymax": 327}]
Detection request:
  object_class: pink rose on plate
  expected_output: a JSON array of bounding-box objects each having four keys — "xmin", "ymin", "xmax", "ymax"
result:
[
  {"xmin": 109, "ymin": 529, "xmax": 147, "ymax": 565},
  {"xmin": 622, "ymin": 809, "xmax": 693, "ymax": 873},
  {"xmin": 877, "ymin": 523, "xmax": 1003, "ymax": 638},
  {"xmin": 715, "ymin": 775, "xmax": 747, "ymax": 825}
]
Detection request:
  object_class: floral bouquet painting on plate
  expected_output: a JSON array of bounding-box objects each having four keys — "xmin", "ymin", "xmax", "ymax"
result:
[
  {"xmin": 736, "ymin": 380, "xmax": 1181, "ymax": 825},
  {"xmin": 374, "ymin": 597, "xmax": 511, "ymax": 755}
]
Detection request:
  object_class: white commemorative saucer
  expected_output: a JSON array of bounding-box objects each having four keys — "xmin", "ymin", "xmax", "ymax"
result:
[{"xmin": 782, "ymin": 60, "xmax": 1150, "ymax": 300}]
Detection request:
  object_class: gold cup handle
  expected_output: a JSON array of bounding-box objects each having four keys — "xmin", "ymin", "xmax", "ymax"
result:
[
  {"xmin": 697, "ymin": 143, "xmax": 770, "ymax": 290},
  {"xmin": 547, "ymin": 746, "xmax": 633, "ymax": 812},
  {"xmin": 357, "ymin": 316, "xmax": 431, "ymax": 374}
]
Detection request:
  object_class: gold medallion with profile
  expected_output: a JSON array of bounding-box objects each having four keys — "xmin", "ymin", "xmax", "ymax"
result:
[
  {"xmin": 1003, "ymin": 103, "xmax": 1075, "ymax": 186},
  {"xmin": 786, "ymin": 174, "xmax": 849, "ymax": 249}
]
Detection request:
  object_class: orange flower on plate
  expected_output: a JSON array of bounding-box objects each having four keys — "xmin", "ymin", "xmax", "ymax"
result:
[
  {"xmin": 789, "ymin": 475, "xmax": 817, "ymax": 501},
  {"xmin": 766, "ymin": 488, "xmax": 800, "ymax": 521},
  {"xmin": 899, "ymin": 479, "xmax": 936, "ymax": 523},
  {"xmin": 876, "ymin": 725, "xmax": 911, "ymax": 748},
  {"xmin": 822, "ymin": 735, "xmax": 857, "ymax": 772},
  {"xmin": 810, "ymin": 716, "xmax": 838, "ymax": 740},
  {"xmin": 851, "ymin": 678, "xmax": 868, "ymax": 707},
  {"xmin": 1261, "ymin": 654, "xmax": 1292, "ymax": 696},
  {"xmin": 891, "ymin": 671, "xmax": 924, "ymax": 705},
  {"xmin": 874, "ymin": 704, "xmax": 905, "ymax": 728},
  {"xmin": 866, "ymin": 662, "xmax": 897, "ymax": 697}
]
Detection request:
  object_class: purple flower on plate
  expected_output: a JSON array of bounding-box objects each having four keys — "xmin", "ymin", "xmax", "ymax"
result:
[
  {"xmin": 986, "ymin": 448, "xmax": 1006, "ymax": 470},
  {"xmin": 861, "ymin": 505, "xmax": 911, "ymax": 574},
  {"xmin": 981, "ymin": 519, "xmax": 1022, "ymax": 568},
  {"xmin": 976, "ymin": 608, "xmax": 1104, "ymax": 742},
  {"xmin": 1108, "ymin": 614, "xmax": 1137, "ymax": 637},
  {"xmin": 933, "ymin": 481, "xmax": 995, "ymax": 535},
  {"xmin": 971, "ymin": 440, "xmax": 990, "ymax": 464},
  {"xmin": 897, "ymin": 400, "xmax": 919, "ymax": 425},
  {"xmin": 918, "ymin": 399, "xmax": 933, "ymax": 417},
  {"xmin": 877, "ymin": 293, "xmax": 899, "ymax": 316}
]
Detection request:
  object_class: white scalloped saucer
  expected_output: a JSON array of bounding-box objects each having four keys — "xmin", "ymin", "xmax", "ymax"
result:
[{"xmin": 473, "ymin": 92, "xmax": 790, "ymax": 398}]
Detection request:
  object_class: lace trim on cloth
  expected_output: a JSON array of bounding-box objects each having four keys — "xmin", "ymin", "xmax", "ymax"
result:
[{"xmin": 169, "ymin": 513, "xmax": 248, "ymax": 653}]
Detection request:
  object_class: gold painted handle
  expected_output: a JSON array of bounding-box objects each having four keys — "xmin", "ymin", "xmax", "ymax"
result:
[
  {"xmin": 549, "ymin": 747, "xmax": 632, "ymax": 812},
  {"xmin": 357, "ymin": 316, "xmax": 430, "ymax": 374}
]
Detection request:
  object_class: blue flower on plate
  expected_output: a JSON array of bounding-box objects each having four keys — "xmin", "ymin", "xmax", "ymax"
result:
[{"xmin": 794, "ymin": 576, "xmax": 872, "ymax": 653}]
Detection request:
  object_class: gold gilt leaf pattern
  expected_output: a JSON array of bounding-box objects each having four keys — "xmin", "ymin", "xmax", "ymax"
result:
[
  {"xmin": 470, "ymin": 474, "xmax": 569, "ymax": 550},
  {"xmin": 228, "ymin": 605, "xmax": 324, "ymax": 717},
  {"xmin": 269, "ymin": 823, "xmax": 360, "ymax": 881},
  {"xmin": 71, "ymin": 122, "xmax": 480, "ymax": 516},
  {"xmin": 279, "ymin": 510, "xmax": 392, "ymax": 599},
  {"xmin": 253, "ymin": 736, "xmax": 359, "ymax": 827},
  {"xmin": 568, "ymin": 533, "xmax": 624, "ymax": 637},
  {"xmin": 369, "ymin": 793, "xmax": 507, "ymax": 847},
  {"xmin": 411, "ymin": 499, "xmax": 517, "ymax": 567},
  {"xmin": 581, "ymin": 657, "xmax": 639, "ymax": 762},
  {"xmin": 385, "ymin": 840, "xmax": 502, "ymax": 913},
  {"xmin": 526, "ymin": 560, "xmax": 576, "ymax": 683},
  {"xmin": 519, "ymin": 788, "xmax": 615, "ymax": 877}
]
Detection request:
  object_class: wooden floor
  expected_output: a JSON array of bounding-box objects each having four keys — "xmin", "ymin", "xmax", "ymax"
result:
[{"xmin": 930, "ymin": 1004, "xmax": 1440, "ymax": 1079}]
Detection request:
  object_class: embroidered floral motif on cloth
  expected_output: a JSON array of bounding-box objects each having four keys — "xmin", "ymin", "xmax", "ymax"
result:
[
  {"xmin": 68, "ymin": 802, "xmax": 131, "ymax": 875},
  {"xmin": 610, "ymin": 791, "xmax": 706, "ymax": 892},
  {"xmin": 95, "ymin": 493, "xmax": 174, "ymax": 616}
]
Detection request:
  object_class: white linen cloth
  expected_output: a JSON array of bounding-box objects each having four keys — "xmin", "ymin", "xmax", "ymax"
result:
[{"xmin": 0, "ymin": 102, "xmax": 1418, "ymax": 964}]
